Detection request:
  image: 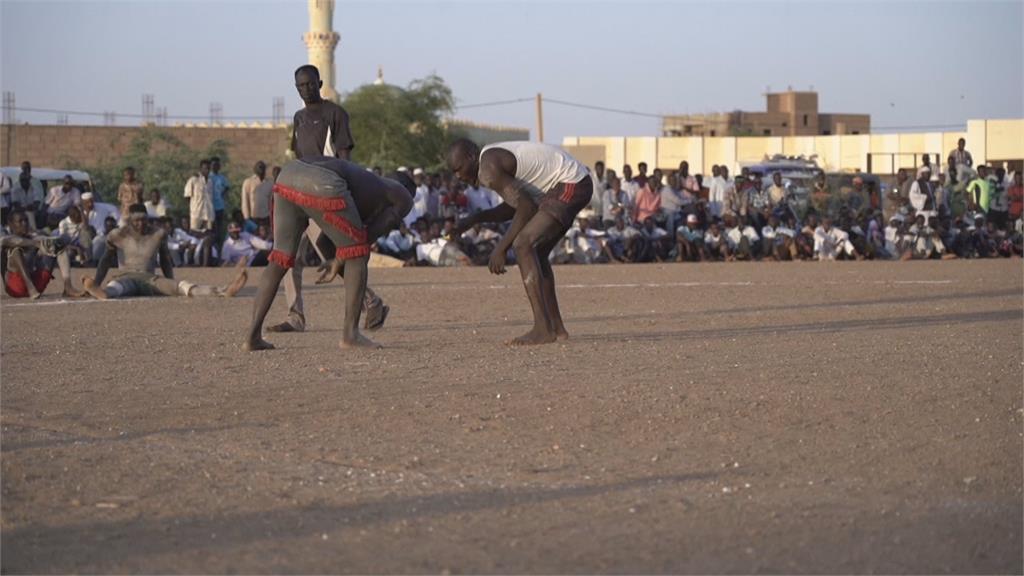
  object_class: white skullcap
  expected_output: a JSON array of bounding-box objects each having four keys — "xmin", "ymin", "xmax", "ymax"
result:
[
  {"xmin": 413, "ymin": 168, "xmax": 425, "ymax": 176},
  {"xmin": 397, "ymin": 166, "xmax": 409, "ymax": 173},
  {"xmin": 81, "ymin": 192, "xmax": 94, "ymax": 200}
]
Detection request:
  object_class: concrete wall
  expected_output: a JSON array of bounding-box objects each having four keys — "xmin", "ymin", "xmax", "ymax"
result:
[
  {"xmin": 562, "ymin": 119, "xmax": 1021, "ymax": 176},
  {"xmin": 1, "ymin": 124, "xmax": 292, "ymax": 172}
]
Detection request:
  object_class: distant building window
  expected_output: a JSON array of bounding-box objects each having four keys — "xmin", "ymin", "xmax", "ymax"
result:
[
  {"xmin": 821, "ymin": 130, "xmax": 831, "ymax": 135},
  {"xmin": 710, "ymin": 130, "xmax": 716, "ymax": 137},
  {"xmin": 803, "ymin": 114, "xmax": 808, "ymax": 127},
  {"xmin": 852, "ymin": 131, "xmax": 860, "ymax": 135},
  {"xmin": 763, "ymin": 129, "xmax": 771, "ymax": 136},
  {"xmin": 782, "ymin": 122, "xmax": 788, "ymax": 127}
]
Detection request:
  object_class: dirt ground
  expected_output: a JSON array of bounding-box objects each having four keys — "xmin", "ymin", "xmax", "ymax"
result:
[{"xmin": 1, "ymin": 260, "xmax": 1021, "ymax": 574}]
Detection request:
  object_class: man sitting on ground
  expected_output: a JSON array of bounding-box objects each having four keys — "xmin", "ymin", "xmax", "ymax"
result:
[
  {"xmin": 81, "ymin": 204, "xmax": 247, "ymax": 299},
  {"xmin": 1, "ymin": 209, "xmax": 82, "ymax": 299}
]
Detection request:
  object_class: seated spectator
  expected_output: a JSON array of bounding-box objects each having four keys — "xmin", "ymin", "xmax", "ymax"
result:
[
  {"xmin": 676, "ymin": 213, "xmax": 707, "ymax": 262},
  {"xmin": 660, "ymin": 173, "xmax": 686, "ymax": 234},
  {"xmin": 56, "ymin": 205, "xmax": 92, "ymax": 265},
  {"xmin": 440, "ymin": 183, "xmax": 470, "ymax": 220},
  {"xmin": 604, "ymin": 216, "xmax": 641, "ymax": 263},
  {"xmin": 379, "ymin": 220, "xmax": 420, "ymax": 260},
  {"xmin": 220, "ymin": 220, "xmax": 272, "ymax": 266},
  {"xmin": 1, "ymin": 209, "xmax": 81, "ymax": 299},
  {"xmin": 704, "ymin": 221, "xmax": 730, "ymax": 261},
  {"xmin": 637, "ymin": 217, "xmax": 671, "ymax": 262},
  {"xmin": 164, "ymin": 217, "xmax": 203, "ymax": 266},
  {"xmin": 602, "ymin": 176, "xmax": 632, "ymax": 228},
  {"xmin": 81, "ymin": 193, "xmax": 120, "ymax": 238},
  {"xmin": 746, "ymin": 173, "xmax": 770, "ymax": 229},
  {"xmin": 724, "ymin": 213, "xmax": 759, "ymax": 261},
  {"xmin": 884, "ymin": 214, "xmax": 908, "ymax": 259},
  {"xmin": 460, "ymin": 223, "xmax": 500, "ymax": 265},
  {"xmin": 144, "ymin": 189, "xmax": 170, "ymax": 219},
  {"xmin": 565, "ymin": 217, "xmax": 607, "ymax": 264},
  {"xmin": 91, "ymin": 216, "xmax": 119, "ymax": 264},
  {"xmin": 633, "ymin": 176, "xmax": 661, "ymax": 225},
  {"xmin": 814, "ymin": 216, "xmax": 861, "ymax": 261},
  {"xmin": 795, "ymin": 213, "xmax": 818, "ymax": 260},
  {"xmin": 761, "ymin": 213, "xmax": 797, "ymax": 261},
  {"xmin": 44, "ymin": 174, "xmax": 82, "ymax": 227},
  {"xmin": 1007, "ymin": 171, "xmax": 1023, "ymax": 224}
]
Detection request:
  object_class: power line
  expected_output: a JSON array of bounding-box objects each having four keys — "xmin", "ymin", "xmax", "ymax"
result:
[
  {"xmin": 8, "ymin": 104, "xmax": 969, "ymax": 133},
  {"xmin": 544, "ymin": 97, "xmax": 664, "ymax": 119},
  {"xmin": 454, "ymin": 97, "xmax": 533, "ymax": 110}
]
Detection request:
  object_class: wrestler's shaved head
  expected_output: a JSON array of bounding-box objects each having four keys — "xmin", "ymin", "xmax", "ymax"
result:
[
  {"xmin": 294, "ymin": 64, "xmax": 320, "ymax": 79},
  {"xmin": 386, "ymin": 171, "xmax": 416, "ymax": 197},
  {"xmin": 447, "ymin": 138, "xmax": 480, "ymax": 185}
]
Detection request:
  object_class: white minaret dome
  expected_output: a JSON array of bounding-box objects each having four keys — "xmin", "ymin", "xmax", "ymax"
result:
[
  {"xmin": 373, "ymin": 65, "xmax": 384, "ymax": 86},
  {"xmin": 304, "ymin": 0, "xmax": 340, "ymax": 102}
]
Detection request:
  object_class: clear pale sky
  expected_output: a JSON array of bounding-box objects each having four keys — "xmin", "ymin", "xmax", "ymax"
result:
[{"xmin": 2, "ymin": 0, "xmax": 1021, "ymax": 143}]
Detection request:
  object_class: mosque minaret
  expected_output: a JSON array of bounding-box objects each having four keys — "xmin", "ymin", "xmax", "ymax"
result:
[{"xmin": 304, "ymin": 0, "xmax": 340, "ymax": 102}]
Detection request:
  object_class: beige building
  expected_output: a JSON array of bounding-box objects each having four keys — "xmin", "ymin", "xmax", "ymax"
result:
[
  {"xmin": 563, "ymin": 118, "xmax": 1024, "ymax": 177},
  {"xmin": 663, "ymin": 90, "xmax": 870, "ymax": 137}
]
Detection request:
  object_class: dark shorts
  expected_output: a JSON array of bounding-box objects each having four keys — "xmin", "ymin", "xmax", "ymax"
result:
[
  {"xmin": 109, "ymin": 271, "xmax": 181, "ymax": 297},
  {"xmin": 270, "ymin": 161, "xmax": 368, "ymax": 269},
  {"xmin": 539, "ymin": 176, "xmax": 594, "ymax": 230},
  {"xmin": 4, "ymin": 269, "xmax": 52, "ymax": 298}
]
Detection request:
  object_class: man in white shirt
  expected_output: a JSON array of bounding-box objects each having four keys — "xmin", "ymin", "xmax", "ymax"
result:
[
  {"xmin": 621, "ymin": 164, "xmax": 640, "ymax": 206},
  {"xmin": 908, "ymin": 166, "xmax": 938, "ymax": 220},
  {"xmin": 16, "ymin": 162, "xmax": 46, "ymax": 230},
  {"xmin": 184, "ymin": 159, "xmax": 214, "ymax": 232},
  {"xmin": 761, "ymin": 213, "xmax": 796, "ymax": 260},
  {"xmin": 56, "ymin": 205, "xmax": 92, "ymax": 265},
  {"xmin": 221, "ymin": 221, "xmax": 273, "ymax": 266},
  {"xmin": 405, "ymin": 168, "xmax": 431, "ymax": 227},
  {"xmin": 704, "ymin": 221, "xmax": 729, "ymax": 261},
  {"xmin": 81, "ymin": 193, "xmax": 120, "ymax": 235},
  {"xmin": 464, "ymin": 183, "xmax": 499, "ymax": 214},
  {"xmin": 660, "ymin": 173, "xmax": 686, "ymax": 233},
  {"xmin": 144, "ymin": 189, "xmax": 170, "ymax": 219},
  {"xmin": 0, "ymin": 170, "xmax": 12, "ymax": 223},
  {"xmin": 379, "ymin": 221, "xmax": 420, "ymax": 259},
  {"xmin": 241, "ymin": 161, "xmax": 272, "ymax": 226},
  {"xmin": 814, "ymin": 217, "xmax": 861, "ymax": 261},
  {"xmin": 44, "ymin": 175, "xmax": 82, "ymax": 225},
  {"xmin": 724, "ymin": 213, "xmax": 759, "ymax": 260},
  {"xmin": 589, "ymin": 161, "xmax": 606, "ymax": 218},
  {"xmin": 708, "ymin": 165, "xmax": 733, "ymax": 220}
]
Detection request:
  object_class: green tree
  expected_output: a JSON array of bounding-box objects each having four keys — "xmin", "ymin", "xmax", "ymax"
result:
[
  {"xmin": 342, "ymin": 74, "xmax": 454, "ymax": 171},
  {"xmin": 66, "ymin": 128, "xmax": 239, "ymax": 216}
]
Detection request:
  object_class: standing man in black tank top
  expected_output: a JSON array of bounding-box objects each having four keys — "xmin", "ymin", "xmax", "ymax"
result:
[
  {"xmin": 266, "ymin": 64, "xmax": 390, "ymax": 334},
  {"xmin": 447, "ymin": 139, "xmax": 593, "ymax": 345}
]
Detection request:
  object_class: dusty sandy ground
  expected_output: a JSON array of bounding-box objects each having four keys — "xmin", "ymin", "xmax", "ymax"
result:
[{"xmin": 1, "ymin": 260, "xmax": 1022, "ymax": 574}]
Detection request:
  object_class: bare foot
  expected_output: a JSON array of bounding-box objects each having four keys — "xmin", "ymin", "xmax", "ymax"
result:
[
  {"xmin": 222, "ymin": 268, "xmax": 248, "ymax": 297},
  {"xmin": 29, "ymin": 291, "xmax": 42, "ymax": 300},
  {"xmin": 340, "ymin": 333, "xmax": 382, "ymax": 350},
  {"xmin": 556, "ymin": 329, "xmax": 570, "ymax": 341},
  {"xmin": 243, "ymin": 338, "xmax": 275, "ymax": 351},
  {"xmin": 507, "ymin": 328, "xmax": 558, "ymax": 346},
  {"xmin": 82, "ymin": 277, "xmax": 108, "ymax": 300}
]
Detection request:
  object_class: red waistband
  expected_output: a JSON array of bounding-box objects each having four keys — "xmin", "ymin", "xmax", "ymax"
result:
[{"xmin": 273, "ymin": 183, "xmax": 347, "ymax": 212}]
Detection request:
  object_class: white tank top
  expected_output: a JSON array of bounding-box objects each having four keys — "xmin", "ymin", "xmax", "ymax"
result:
[{"xmin": 481, "ymin": 141, "xmax": 590, "ymax": 201}]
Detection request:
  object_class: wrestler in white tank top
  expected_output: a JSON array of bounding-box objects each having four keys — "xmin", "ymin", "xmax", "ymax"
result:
[{"xmin": 480, "ymin": 142, "xmax": 590, "ymax": 202}]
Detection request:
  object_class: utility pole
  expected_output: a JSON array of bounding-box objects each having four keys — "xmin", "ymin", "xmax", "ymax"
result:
[{"xmin": 535, "ymin": 93, "xmax": 544, "ymax": 143}]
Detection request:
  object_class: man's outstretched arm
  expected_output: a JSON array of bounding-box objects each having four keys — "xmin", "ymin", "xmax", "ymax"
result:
[{"xmin": 158, "ymin": 238, "xmax": 174, "ymax": 279}]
